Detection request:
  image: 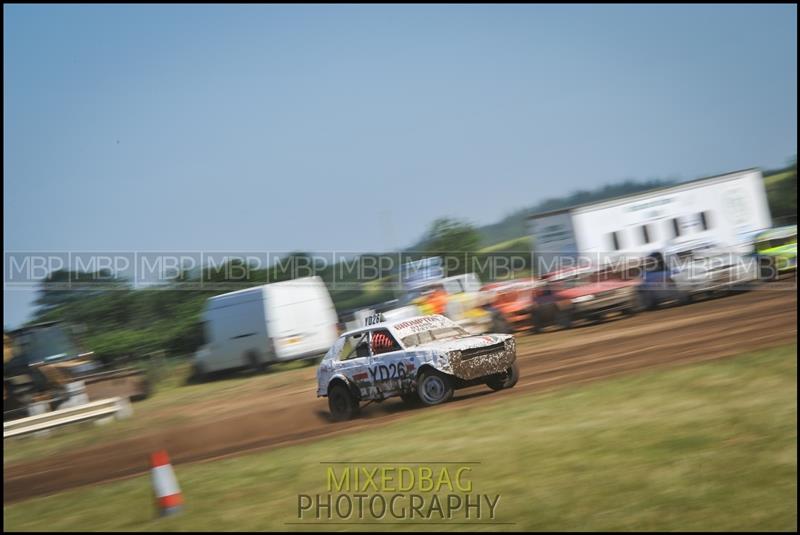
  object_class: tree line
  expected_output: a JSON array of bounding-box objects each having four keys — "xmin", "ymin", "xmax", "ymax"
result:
[{"xmin": 15, "ymin": 161, "xmax": 796, "ymax": 363}]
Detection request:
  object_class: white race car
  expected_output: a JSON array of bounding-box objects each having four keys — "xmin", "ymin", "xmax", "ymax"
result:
[
  {"xmin": 316, "ymin": 314, "xmax": 519, "ymax": 421},
  {"xmin": 665, "ymin": 240, "xmax": 760, "ymax": 302}
]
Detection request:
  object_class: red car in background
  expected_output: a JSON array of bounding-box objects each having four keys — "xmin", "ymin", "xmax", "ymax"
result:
[
  {"xmin": 530, "ymin": 264, "xmax": 642, "ymax": 331},
  {"xmin": 483, "ymin": 262, "xmax": 643, "ymax": 334}
]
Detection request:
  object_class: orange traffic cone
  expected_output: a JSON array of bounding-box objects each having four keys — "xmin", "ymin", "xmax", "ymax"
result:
[{"xmin": 150, "ymin": 450, "xmax": 184, "ymax": 517}]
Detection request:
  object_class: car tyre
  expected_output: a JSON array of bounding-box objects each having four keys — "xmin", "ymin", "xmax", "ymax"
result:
[
  {"xmin": 328, "ymin": 383, "xmax": 359, "ymax": 421},
  {"xmin": 643, "ymin": 289, "xmax": 659, "ymax": 310},
  {"xmin": 555, "ymin": 308, "xmax": 573, "ymax": 329},
  {"xmin": 490, "ymin": 309, "xmax": 512, "ymax": 334},
  {"xmin": 417, "ymin": 369, "xmax": 454, "ymax": 406},
  {"xmin": 530, "ymin": 309, "xmax": 543, "ymax": 334},
  {"xmin": 486, "ymin": 362, "xmax": 520, "ymax": 391},
  {"xmin": 678, "ymin": 290, "xmax": 693, "ymax": 306},
  {"xmin": 623, "ymin": 292, "xmax": 641, "ymax": 316},
  {"xmin": 759, "ymin": 256, "xmax": 778, "ymax": 282}
]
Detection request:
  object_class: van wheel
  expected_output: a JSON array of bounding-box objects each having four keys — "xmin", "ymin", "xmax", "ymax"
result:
[
  {"xmin": 328, "ymin": 384, "xmax": 359, "ymax": 421},
  {"xmin": 247, "ymin": 351, "xmax": 268, "ymax": 373},
  {"xmin": 187, "ymin": 363, "xmax": 207, "ymax": 384},
  {"xmin": 486, "ymin": 362, "xmax": 520, "ymax": 391},
  {"xmin": 417, "ymin": 369, "xmax": 454, "ymax": 406}
]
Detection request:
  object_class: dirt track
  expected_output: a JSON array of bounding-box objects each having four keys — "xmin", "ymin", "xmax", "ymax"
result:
[{"xmin": 4, "ymin": 287, "xmax": 797, "ymax": 504}]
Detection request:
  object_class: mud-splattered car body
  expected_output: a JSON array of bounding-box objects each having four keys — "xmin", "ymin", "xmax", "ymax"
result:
[{"xmin": 316, "ymin": 315, "xmax": 518, "ymax": 419}]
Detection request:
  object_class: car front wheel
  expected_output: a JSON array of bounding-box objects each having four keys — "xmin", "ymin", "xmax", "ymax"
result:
[
  {"xmin": 490, "ymin": 309, "xmax": 512, "ymax": 334},
  {"xmin": 328, "ymin": 383, "xmax": 359, "ymax": 421},
  {"xmin": 486, "ymin": 362, "xmax": 520, "ymax": 391},
  {"xmin": 417, "ymin": 369, "xmax": 454, "ymax": 406}
]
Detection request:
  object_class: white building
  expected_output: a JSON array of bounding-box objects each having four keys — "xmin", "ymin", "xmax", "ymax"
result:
[{"xmin": 527, "ymin": 168, "xmax": 773, "ymax": 272}]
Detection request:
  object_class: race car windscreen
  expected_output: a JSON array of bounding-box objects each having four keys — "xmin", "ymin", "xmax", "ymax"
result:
[{"xmin": 400, "ymin": 326, "xmax": 470, "ymax": 348}]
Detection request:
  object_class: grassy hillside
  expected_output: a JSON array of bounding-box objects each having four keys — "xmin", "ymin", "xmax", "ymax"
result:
[
  {"xmin": 4, "ymin": 344, "xmax": 796, "ymax": 531},
  {"xmin": 764, "ymin": 163, "xmax": 797, "ymax": 225}
]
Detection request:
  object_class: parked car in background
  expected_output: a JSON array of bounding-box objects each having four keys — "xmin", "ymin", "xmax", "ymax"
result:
[{"xmin": 192, "ymin": 277, "xmax": 338, "ymax": 379}]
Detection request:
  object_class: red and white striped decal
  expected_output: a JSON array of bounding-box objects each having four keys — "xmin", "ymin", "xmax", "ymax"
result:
[{"xmin": 150, "ymin": 450, "xmax": 183, "ymax": 509}]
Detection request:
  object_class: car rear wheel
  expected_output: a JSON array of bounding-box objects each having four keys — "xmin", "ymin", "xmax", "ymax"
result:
[
  {"xmin": 759, "ymin": 256, "xmax": 778, "ymax": 282},
  {"xmin": 678, "ymin": 290, "xmax": 693, "ymax": 306},
  {"xmin": 623, "ymin": 292, "xmax": 641, "ymax": 315},
  {"xmin": 530, "ymin": 309, "xmax": 543, "ymax": 334},
  {"xmin": 556, "ymin": 309, "xmax": 573, "ymax": 329},
  {"xmin": 486, "ymin": 362, "xmax": 520, "ymax": 391},
  {"xmin": 328, "ymin": 383, "xmax": 359, "ymax": 421},
  {"xmin": 640, "ymin": 289, "xmax": 658, "ymax": 310},
  {"xmin": 417, "ymin": 370, "xmax": 454, "ymax": 406}
]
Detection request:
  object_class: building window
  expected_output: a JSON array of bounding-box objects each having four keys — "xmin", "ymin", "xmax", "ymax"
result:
[
  {"xmin": 609, "ymin": 231, "xmax": 622, "ymax": 251},
  {"xmin": 641, "ymin": 225, "xmax": 651, "ymax": 244},
  {"xmin": 671, "ymin": 218, "xmax": 681, "ymax": 238},
  {"xmin": 699, "ymin": 211, "xmax": 711, "ymax": 231}
]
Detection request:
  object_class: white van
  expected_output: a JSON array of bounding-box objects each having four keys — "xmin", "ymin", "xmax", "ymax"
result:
[{"xmin": 192, "ymin": 277, "xmax": 338, "ymax": 378}]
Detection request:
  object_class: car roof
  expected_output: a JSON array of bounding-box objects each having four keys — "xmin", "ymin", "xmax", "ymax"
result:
[
  {"xmin": 339, "ymin": 324, "xmax": 381, "ymax": 338},
  {"xmin": 339, "ymin": 314, "xmax": 453, "ymax": 338},
  {"xmin": 756, "ymin": 225, "xmax": 797, "ymax": 241}
]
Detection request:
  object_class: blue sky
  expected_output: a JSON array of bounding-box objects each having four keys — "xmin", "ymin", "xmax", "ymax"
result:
[{"xmin": 3, "ymin": 4, "xmax": 797, "ymax": 327}]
